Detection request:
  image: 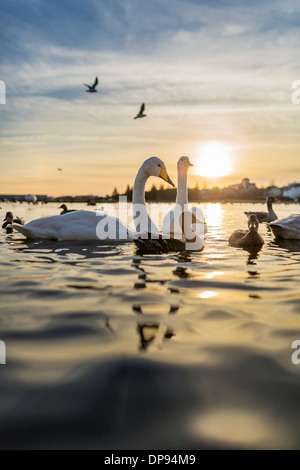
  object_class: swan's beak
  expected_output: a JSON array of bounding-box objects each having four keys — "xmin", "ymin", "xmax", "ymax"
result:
[
  {"xmin": 160, "ymin": 168, "xmax": 175, "ymax": 187},
  {"xmin": 274, "ymin": 198, "xmax": 280, "ymax": 203},
  {"xmin": 188, "ymin": 162, "xmax": 194, "ymax": 167}
]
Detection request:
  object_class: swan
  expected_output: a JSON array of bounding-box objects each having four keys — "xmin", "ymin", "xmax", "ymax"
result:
[
  {"xmin": 162, "ymin": 156, "xmax": 206, "ymax": 241},
  {"xmin": 134, "ymin": 156, "xmax": 205, "ymax": 253},
  {"xmin": 229, "ymin": 214, "xmax": 264, "ymax": 248},
  {"xmin": 245, "ymin": 196, "xmax": 280, "ymax": 223},
  {"xmin": 12, "ymin": 157, "xmax": 174, "ymax": 241},
  {"xmin": 268, "ymin": 214, "xmax": 300, "ymax": 240}
]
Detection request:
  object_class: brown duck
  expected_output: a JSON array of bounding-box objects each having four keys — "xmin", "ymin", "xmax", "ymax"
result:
[
  {"xmin": 244, "ymin": 196, "xmax": 280, "ymax": 223},
  {"xmin": 59, "ymin": 204, "xmax": 78, "ymax": 215},
  {"xmin": 229, "ymin": 214, "xmax": 264, "ymax": 249},
  {"xmin": 2, "ymin": 212, "xmax": 25, "ymax": 234}
]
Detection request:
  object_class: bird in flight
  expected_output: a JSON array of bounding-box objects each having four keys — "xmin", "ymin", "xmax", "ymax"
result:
[
  {"xmin": 58, "ymin": 168, "xmax": 62, "ymax": 171},
  {"xmin": 134, "ymin": 103, "xmax": 146, "ymax": 119},
  {"xmin": 83, "ymin": 77, "xmax": 99, "ymax": 93}
]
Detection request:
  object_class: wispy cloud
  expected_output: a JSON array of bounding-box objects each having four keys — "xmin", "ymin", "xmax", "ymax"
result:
[{"xmin": 0, "ymin": 0, "xmax": 299, "ymax": 194}]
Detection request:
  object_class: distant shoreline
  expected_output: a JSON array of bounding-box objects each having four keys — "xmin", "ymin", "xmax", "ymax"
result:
[{"xmin": 1, "ymin": 198, "xmax": 298, "ymax": 205}]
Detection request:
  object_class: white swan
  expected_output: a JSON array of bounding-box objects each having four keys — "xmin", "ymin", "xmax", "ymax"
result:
[
  {"xmin": 162, "ymin": 156, "xmax": 206, "ymax": 248},
  {"xmin": 269, "ymin": 214, "xmax": 300, "ymax": 240},
  {"xmin": 12, "ymin": 157, "xmax": 174, "ymax": 241}
]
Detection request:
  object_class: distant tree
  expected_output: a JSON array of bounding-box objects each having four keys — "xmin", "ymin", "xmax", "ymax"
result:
[
  {"xmin": 112, "ymin": 187, "xmax": 119, "ymax": 198},
  {"xmin": 148, "ymin": 184, "xmax": 158, "ymax": 201},
  {"xmin": 124, "ymin": 184, "xmax": 133, "ymax": 202}
]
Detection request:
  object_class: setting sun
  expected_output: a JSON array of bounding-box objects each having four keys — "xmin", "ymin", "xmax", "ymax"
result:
[{"xmin": 195, "ymin": 142, "xmax": 233, "ymax": 178}]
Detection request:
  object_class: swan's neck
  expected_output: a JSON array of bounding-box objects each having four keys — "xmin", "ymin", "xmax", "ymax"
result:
[
  {"xmin": 132, "ymin": 168, "xmax": 157, "ymax": 235},
  {"xmin": 176, "ymin": 170, "xmax": 188, "ymax": 207},
  {"xmin": 133, "ymin": 168, "xmax": 148, "ymax": 206}
]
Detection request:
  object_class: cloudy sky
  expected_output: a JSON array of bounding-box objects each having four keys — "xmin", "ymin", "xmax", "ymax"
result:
[{"xmin": 0, "ymin": 0, "xmax": 299, "ymax": 196}]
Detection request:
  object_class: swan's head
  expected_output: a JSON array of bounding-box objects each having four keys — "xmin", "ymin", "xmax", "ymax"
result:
[
  {"xmin": 177, "ymin": 156, "xmax": 194, "ymax": 173},
  {"xmin": 59, "ymin": 204, "xmax": 67, "ymax": 210},
  {"xmin": 141, "ymin": 157, "xmax": 174, "ymax": 187},
  {"xmin": 248, "ymin": 214, "xmax": 259, "ymax": 231},
  {"xmin": 3, "ymin": 212, "xmax": 13, "ymax": 222}
]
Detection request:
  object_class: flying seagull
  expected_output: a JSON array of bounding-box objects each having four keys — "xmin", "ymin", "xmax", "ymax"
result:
[
  {"xmin": 134, "ymin": 103, "xmax": 146, "ymax": 119},
  {"xmin": 83, "ymin": 77, "xmax": 98, "ymax": 93}
]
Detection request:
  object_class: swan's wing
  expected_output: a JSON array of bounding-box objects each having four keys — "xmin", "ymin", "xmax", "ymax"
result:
[
  {"xmin": 140, "ymin": 103, "xmax": 145, "ymax": 114},
  {"xmin": 163, "ymin": 206, "xmax": 206, "ymax": 237},
  {"xmin": 268, "ymin": 215, "xmax": 300, "ymax": 240},
  {"xmin": 83, "ymin": 83, "xmax": 91, "ymax": 89},
  {"xmin": 12, "ymin": 223, "xmax": 58, "ymax": 239},
  {"xmin": 191, "ymin": 206, "xmax": 206, "ymax": 223},
  {"xmin": 269, "ymin": 214, "xmax": 300, "ymax": 229},
  {"xmin": 190, "ymin": 206, "xmax": 207, "ymax": 235}
]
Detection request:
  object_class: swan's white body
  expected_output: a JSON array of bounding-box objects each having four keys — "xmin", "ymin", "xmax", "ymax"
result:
[
  {"xmin": 162, "ymin": 157, "xmax": 206, "ymax": 248},
  {"xmin": 269, "ymin": 214, "xmax": 300, "ymax": 240},
  {"xmin": 12, "ymin": 211, "xmax": 131, "ymax": 241},
  {"xmin": 12, "ymin": 157, "xmax": 174, "ymax": 241}
]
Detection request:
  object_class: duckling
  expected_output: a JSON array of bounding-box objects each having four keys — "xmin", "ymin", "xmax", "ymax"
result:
[
  {"xmin": 229, "ymin": 214, "xmax": 264, "ymax": 248},
  {"xmin": 134, "ymin": 211, "xmax": 203, "ymax": 254},
  {"xmin": 2, "ymin": 212, "xmax": 24, "ymax": 233},
  {"xmin": 134, "ymin": 234, "xmax": 188, "ymax": 254},
  {"xmin": 59, "ymin": 204, "xmax": 78, "ymax": 215}
]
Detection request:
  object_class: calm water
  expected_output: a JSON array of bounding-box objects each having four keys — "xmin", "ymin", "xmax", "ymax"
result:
[{"xmin": 0, "ymin": 201, "xmax": 300, "ymax": 449}]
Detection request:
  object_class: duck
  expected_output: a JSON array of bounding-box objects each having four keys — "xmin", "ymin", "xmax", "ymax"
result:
[
  {"xmin": 59, "ymin": 204, "xmax": 78, "ymax": 215},
  {"xmin": 83, "ymin": 77, "xmax": 98, "ymax": 93},
  {"xmin": 134, "ymin": 233, "xmax": 192, "ymax": 254},
  {"xmin": 12, "ymin": 157, "xmax": 174, "ymax": 240},
  {"xmin": 2, "ymin": 212, "xmax": 24, "ymax": 228},
  {"xmin": 134, "ymin": 103, "xmax": 146, "ymax": 119},
  {"xmin": 244, "ymin": 196, "xmax": 280, "ymax": 223},
  {"xmin": 2, "ymin": 212, "xmax": 24, "ymax": 234},
  {"xmin": 229, "ymin": 214, "xmax": 264, "ymax": 248},
  {"xmin": 268, "ymin": 214, "xmax": 300, "ymax": 240}
]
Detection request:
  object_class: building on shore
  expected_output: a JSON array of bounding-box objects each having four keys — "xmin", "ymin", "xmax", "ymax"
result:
[{"xmin": 282, "ymin": 183, "xmax": 300, "ymax": 201}]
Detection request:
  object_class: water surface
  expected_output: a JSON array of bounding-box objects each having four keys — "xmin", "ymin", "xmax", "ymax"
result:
[{"xmin": 0, "ymin": 202, "xmax": 299, "ymax": 449}]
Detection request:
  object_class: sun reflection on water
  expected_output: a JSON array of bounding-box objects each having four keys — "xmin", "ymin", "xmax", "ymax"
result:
[
  {"xmin": 198, "ymin": 291, "xmax": 218, "ymax": 299},
  {"xmin": 204, "ymin": 271, "xmax": 224, "ymax": 280},
  {"xmin": 204, "ymin": 203, "xmax": 224, "ymax": 228}
]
